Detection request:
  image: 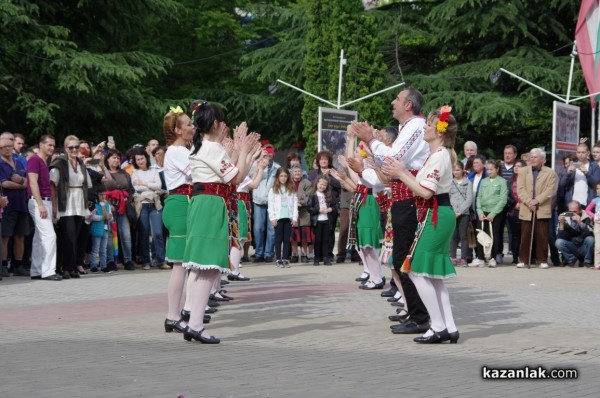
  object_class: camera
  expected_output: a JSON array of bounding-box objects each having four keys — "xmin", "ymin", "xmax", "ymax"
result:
[{"xmin": 562, "ymin": 212, "xmax": 574, "ymax": 217}]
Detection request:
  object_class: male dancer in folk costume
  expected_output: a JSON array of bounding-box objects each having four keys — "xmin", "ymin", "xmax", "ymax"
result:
[{"xmin": 351, "ymin": 87, "xmax": 431, "ymax": 334}]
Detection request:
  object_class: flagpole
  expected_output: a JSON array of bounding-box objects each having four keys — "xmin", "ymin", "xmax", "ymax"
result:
[{"xmin": 566, "ymin": 41, "xmax": 577, "ymax": 103}]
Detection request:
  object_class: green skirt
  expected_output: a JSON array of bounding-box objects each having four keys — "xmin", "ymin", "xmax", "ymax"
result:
[
  {"xmin": 162, "ymin": 195, "xmax": 189, "ymax": 262},
  {"xmin": 410, "ymin": 206, "xmax": 456, "ymax": 279},
  {"xmin": 237, "ymin": 199, "xmax": 249, "ymax": 242},
  {"xmin": 183, "ymin": 195, "xmax": 230, "ymax": 273},
  {"xmin": 357, "ymin": 195, "xmax": 383, "ymax": 249}
]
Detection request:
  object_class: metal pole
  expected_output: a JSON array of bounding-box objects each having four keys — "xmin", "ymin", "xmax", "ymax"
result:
[
  {"xmin": 568, "ymin": 91, "xmax": 600, "ymax": 103},
  {"xmin": 337, "ymin": 49, "xmax": 346, "ymax": 110},
  {"xmin": 566, "ymin": 41, "xmax": 577, "ymax": 103},
  {"xmin": 276, "ymin": 79, "xmax": 338, "ymax": 108},
  {"xmin": 339, "ymin": 82, "xmax": 406, "ymax": 109},
  {"xmin": 593, "ymin": 102, "xmax": 597, "ymax": 144},
  {"xmin": 499, "ymin": 68, "xmax": 566, "ymax": 103}
]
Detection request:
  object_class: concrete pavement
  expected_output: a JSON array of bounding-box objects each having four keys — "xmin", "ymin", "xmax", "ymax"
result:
[{"xmin": 1, "ymin": 260, "xmax": 598, "ymax": 397}]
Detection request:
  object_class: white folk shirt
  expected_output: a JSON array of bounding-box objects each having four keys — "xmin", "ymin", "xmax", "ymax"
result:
[
  {"xmin": 189, "ymin": 141, "xmax": 238, "ymax": 184},
  {"xmin": 416, "ymin": 147, "xmax": 452, "ymax": 195},
  {"xmin": 164, "ymin": 145, "xmax": 191, "ymax": 190},
  {"xmin": 369, "ymin": 117, "xmax": 429, "ymax": 170}
]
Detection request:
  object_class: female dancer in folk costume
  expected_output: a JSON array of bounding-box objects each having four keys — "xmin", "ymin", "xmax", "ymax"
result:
[
  {"xmin": 183, "ymin": 101, "xmax": 259, "ymax": 344},
  {"xmin": 331, "ymin": 129, "xmax": 384, "ymax": 289},
  {"xmin": 161, "ymin": 105, "xmax": 197, "ymax": 333},
  {"xmin": 228, "ymin": 154, "xmax": 268, "ymax": 281},
  {"xmin": 382, "ymin": 106, "xmax": 460, "ymax": 344}
]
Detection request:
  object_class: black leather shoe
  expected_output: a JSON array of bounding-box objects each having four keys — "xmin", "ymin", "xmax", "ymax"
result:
[
  {"xmin": 62, "ymin": 272, "xmax": 71, "ymax": 280},
  {"xmin": 388, "ymin": 313, "xmax": 409, "ymax": 322},
  {"xmin": 380, "ymin": 288, "xmax": 397, "ymax": 297},
  {"xmin": 180, "ymin": 309, "xmax": 190, "ymax": 323},
  {"xmin": 227, "ymin": 273, "xmax": 250, "ymax": 281},
  {"xmin": 387, "ymin": 296, "xmax": 400, "ymax": 302},
  {"xmin": 208, "ymin": 299, "xmax": 220, "ymax": 308},
  {"xmin": 124, "ymin": 261, "xmax": 135, "ymax": 271},
  {"xmin": 164, "ymin": 318, "xmax": 186, "ymax": 333},
  {"xmin": 323, "ymin": 258, "xmax": 332, "ymax": 265},
  {"xmin": 218, "ymin": 290, "xmax": 234, "ymax": 300},
  {"xmin": 241, "ymin": 256, "xmax": 250, "ymax": 263},
  {"xmin": 446, "ymin": 331, "xmax": 460, "ymax": 344},
  {"xmin": 413, "ymin": 328, "xmax": 449, "ymax": 344},
  {"xmin": 335, "ymin": 257, "xmax": 345, "ymax": 263},
  {"xmin": 391, "ymin": 301, "xmax": 405, "ymax": 307},
  {"xmin": 13, "ymin": 266, "xmax": 29, "ymax": 276},
  {"xmin": 69, "ymin": 271, "xmax": 80, "ymax": 278},
  {"xmin": 183, "ymin": 327, "xmax": 220, "ymax": 344},
  {"xmin": 252, "ymin": 257, "xmax": 265, "ymax": 263},
  {"xmin": 354, "ymin": 274, "xmax": 369, "ymax": 282},
  {"xmin": 210, "ymin": 293, "xmax": 229, "ymax": 302},
  {"xmin": 220, "ymin": 279, "xmax": 230, "ymax": 285},
  {"xmin": 204, "ymin": 315, "xmax": 211, "ymax": 323},
  {"xmin": 42, "ymin": 274, "xmax": 63, "ymax": 281},
  {"xmin": 205, "ymin": 307, "xmax": 218, "ymax": 314},
  {"xmin": 358, "ymin": 280, "xmax": 385, "ymax": 290},
  {"xmin": 391, "ymin": 321, "xmax": 430, "ymax": 334},
  {"xmin": 31, "ymin": 275, "xmax": 42, "ymax": 280},
  {"xmin": 264, "ymin": 256, "xmax": 273, "ymax": 263}
]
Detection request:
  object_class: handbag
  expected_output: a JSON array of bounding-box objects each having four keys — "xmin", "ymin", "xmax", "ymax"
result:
[
  {"xmin": 467, "ymin": 221, "xmax": 477, "ymax": 249},
  {"xmin": 125, "ymin": 197, "xmax": 137, "ymax": 224}
]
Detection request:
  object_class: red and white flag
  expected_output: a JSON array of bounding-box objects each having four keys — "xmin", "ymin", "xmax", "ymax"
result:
[{"xmin": 575, "ymin": 0, "xmax": 600, "ymax": 107}]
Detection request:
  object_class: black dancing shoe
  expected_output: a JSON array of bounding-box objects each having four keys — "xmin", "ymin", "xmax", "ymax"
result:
[
  {"xmin": 354, "ymin": 273, "xmax": 369, "ymax": 282},
  {"xmin": 358, "ymin": 280, "xmax": 385, "ymax": 290},
  {"xmin": 164, "ymin": 318, "xmax": 186, "ymax": 333},
  {"xmin": 183, "ymin": 327, "xmax": 220, "ymax": 344},
  {"xmin": 413, "ymin": 328, "xmax": 450, "ymax": 344},
  {"xmin": 227, "ymin": 273, "xmax": 250, "ymax": 281},
  {"xmin": 380, "ymin": 287, "xmax": 397, "ymax": 297},
  {"xmin": 180, "ymin": 309, "xmax": 190, "ymax": 323}
]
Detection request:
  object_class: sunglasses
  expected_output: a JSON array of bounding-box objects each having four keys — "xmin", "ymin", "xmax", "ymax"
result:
[{"xmin": 67, "ymin": 145, "xmax": 80, "ymax": 150}]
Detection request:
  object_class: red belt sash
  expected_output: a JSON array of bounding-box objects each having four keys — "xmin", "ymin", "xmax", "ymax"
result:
[
  {"xmin": 169, "ymin": 184, "xmax": 194, "ymax": 197},
  {"xmin": 192, "ymin": 182, "xmax": 231, "ymax": 200},
  {"xmin": 391, "ymin": 170, "xmax": 418, "ymax": 202}
]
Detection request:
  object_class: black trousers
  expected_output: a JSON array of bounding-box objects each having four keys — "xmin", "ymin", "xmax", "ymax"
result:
[
  {"xmin": 391, "ymin": 200, "xmax": 429, "ymax": 324},
  {"xmin": 57, "ymin": 216, "xmax": 85, "ymax": 273},
  {"xmin": 314, "ymin": 221, "xmax": 332, "ymax": 261},
  {"xmin": 274, "ymin": 218, "xmax": 292, "ymax": 261}
]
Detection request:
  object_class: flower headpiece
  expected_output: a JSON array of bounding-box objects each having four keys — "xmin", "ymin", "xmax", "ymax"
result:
[
  {"xmin": 358, "ymin": 142, "xmax": 367, "ymax": 158},
  {"xmin": 169, "ymin": 105, "xmax": 184, "ymax": 115},
  {"xmin": 436, "ymin": 105, "xmax": 452, "ymax": 134}
]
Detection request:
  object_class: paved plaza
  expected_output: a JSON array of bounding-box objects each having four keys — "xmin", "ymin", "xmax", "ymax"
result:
[{"xmin": 1, "ymin": 259, "xmax": 599, "ymax": 397}]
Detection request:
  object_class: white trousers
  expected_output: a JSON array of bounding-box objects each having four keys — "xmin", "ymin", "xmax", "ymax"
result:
[{"xmin": 28, "ymin": 199, "xmax": 57, "ymax": 278}]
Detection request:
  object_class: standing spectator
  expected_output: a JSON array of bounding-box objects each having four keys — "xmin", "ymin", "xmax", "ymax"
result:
[
  {"xmin": 131, "ymin": 148, "xmax": 166, "ymax": 270},
  {"xmin": 507, "ymin": 159, "xmax": 527, "ymax": 264},
  {"xmin": 290, "ymin": 166, "xmax": 313, "ymax": 263},
  {"xmin": 308, "ymin": 151, "xmax": 340, "ymax": 261},
  {"xmin": 0, "ymin": 193, "xmax": 8, "ymax": 280},
  {"xmin": 558, "ymin": 143, "xmax": 593, "ymax": 214},
  {"xmin": 1, "ymin": 132, "xmax": 27, "ymax": 172},
  {"xmin": 308, "ymin": 175, "xmax": 337, "ymax": 265},
  {"xmin": 501, "ymin": 145, "xmax": 518, "ymax": 262},
  {"xmin": 14, "ymin": 133, "xmax": 26, "ymax": 156},
  {"xmin": 89, "ymin": 186, "xmax": 112, "ymax": 273},
  {"xmin": 0, "ymin": 137, "xmax": 30, "ymax": 276},
  {"xmin": 252, "ymin": 143, "xmax": 280, "ymax": 263},
  {"xmin": 585, "ymin": 183, "xmax": 600, "ymax": 269},
  {"xmin": 27, "ymin": 135, "xmax": 61, "ymax": 280},
  {"xmin": 449, "ymin": 162, "xmax": 472, "ymax": 267},
  {"xmin": 49, "ymin": 135, "xmax": 93, "ymax": 279},
  {"xmin": 516, "ymin": 148, "xmax": 557, "ymax": 269},
  {"xmin": 461, "ymin": 141, "xmax": 477, "ymax": 166},
  {"xmin": 103, "ymin": 149, "xmax": 135, "ymax": 270},
  {"xmin": 146, "ymin": 139, "xmax": 159, "ymax": 167},
  {"xmin": 472, "ymin": 160, "xmax": 508, "ymax": 267},
  {"xmin": 268, "ymin": 168, "xmax": 298, "ymax": 267}
]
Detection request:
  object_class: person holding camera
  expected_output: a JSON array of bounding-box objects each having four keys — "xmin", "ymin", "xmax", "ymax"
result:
[
  {"xmin": 556, "ymin": 200, "xmax": 594, "ymax": 267},
  {"xmin": 558, "ymin": 143, "xmax": 593, "ymax": 214}
]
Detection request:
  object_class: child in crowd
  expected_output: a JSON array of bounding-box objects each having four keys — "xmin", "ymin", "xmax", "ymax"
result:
[
  {"xmin": 290, "ymin": 166, "xmax": 313, "ymax": 263},
  {"xmin": 472, "ymin": 159, "xmax": 507, "ymax": 267},
  {"xmin": 584, "ymin": 181, "xmax": 600, "ymax": 270},
  {"xmin": 449, "ymin": 162, "xmax": 472, "ymax": 266},
  {"xmin": 89, "ymin": 187, "xmax": 113, "ymax": 273},
  {"xmin": 308, "ymin": 175, "xmax": 337, "ymax": 265},
  {"xmin": 268, "ymin": 168, "xmax": 298, "ymax": 268}
]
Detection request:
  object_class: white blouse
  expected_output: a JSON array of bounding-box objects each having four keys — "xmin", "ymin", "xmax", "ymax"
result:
[
  {"xmin": 189, "ymin": 141, "xmax": 238, "ymax": 184},
  {"xmin": 50, "ymin": 163, "xmax": 92, "ymax": 218},
  {"xmin": 415, "ymin": 147, "xmax": 452, "ymax": 195}
]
